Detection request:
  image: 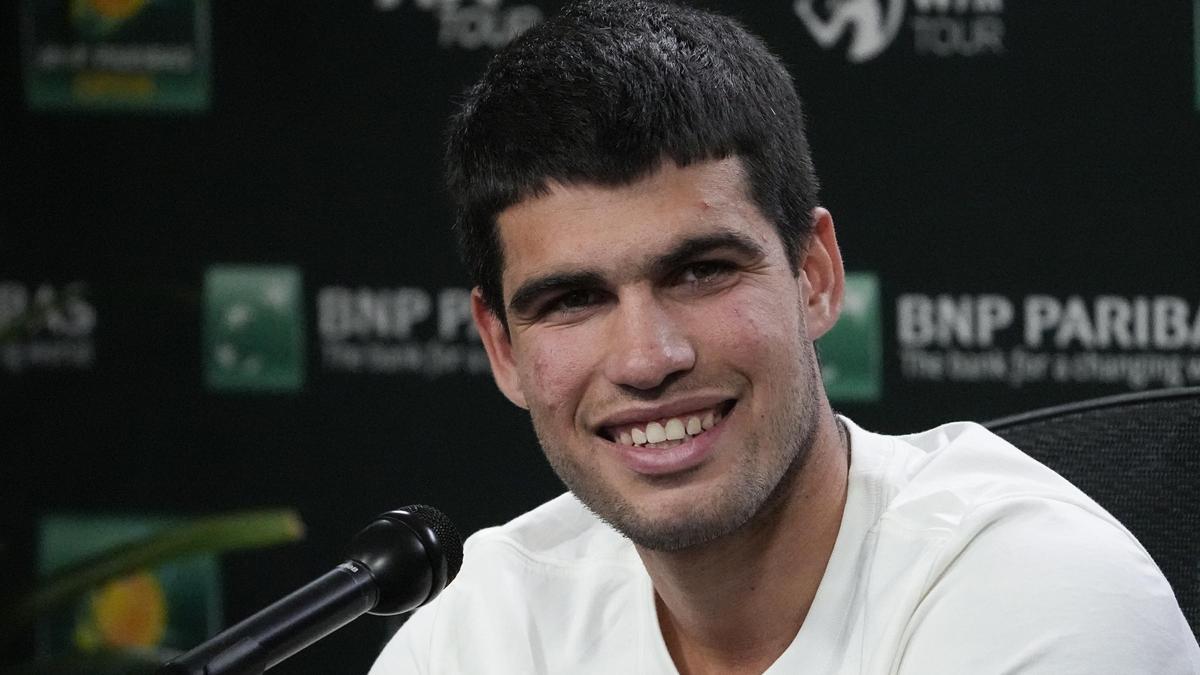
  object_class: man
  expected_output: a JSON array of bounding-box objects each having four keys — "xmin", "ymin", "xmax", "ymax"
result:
[{"xmin": 372, "ymin": 1, "xmax": 1200, "ymax": 672}]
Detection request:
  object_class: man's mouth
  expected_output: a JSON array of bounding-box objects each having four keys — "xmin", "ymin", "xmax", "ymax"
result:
[{"xmin": 602, "ymin": 400, "xmax": 736, "ymax": 449}]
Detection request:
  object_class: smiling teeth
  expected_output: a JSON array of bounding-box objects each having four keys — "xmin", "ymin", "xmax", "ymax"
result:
[
  {"xmin": 645, "ymin": 422, "xmax": 666, "ymax": 443},
  {"xmin": 610, "ymin": 407, "xmax": 726, "ymax": 447},
  {"xmin": 664, "ymin": 419, "xmax": 686, "ymax": 440}
]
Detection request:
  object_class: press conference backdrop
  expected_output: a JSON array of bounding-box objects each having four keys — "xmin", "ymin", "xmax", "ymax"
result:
[{"xmin": 2, "ymin": 1, "xmax": 1198, "ymax": 672}]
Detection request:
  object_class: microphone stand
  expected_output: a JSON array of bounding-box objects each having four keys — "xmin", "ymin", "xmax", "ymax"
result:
[
  {"xmin": 159, "ymin": 505, "xmax": 462, "ymax": 674},
  {"xmin": 158, "ymin": 562, "xmax": 378, "ymax": 675}
]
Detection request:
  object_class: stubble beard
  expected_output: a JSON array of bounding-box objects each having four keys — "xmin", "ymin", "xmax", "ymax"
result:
[{"xmin": 532, "ymin": 358, "xmax": 824, "ymax": 553}]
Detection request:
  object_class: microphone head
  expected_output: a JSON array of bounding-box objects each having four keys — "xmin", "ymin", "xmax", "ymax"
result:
[
  {"xmin": 403, "ymin": 504, "xmax": 464, "ymax": 582},
  {"xmin": 348, "ymin": 505, "xmax": 464, "ymax": 616}
]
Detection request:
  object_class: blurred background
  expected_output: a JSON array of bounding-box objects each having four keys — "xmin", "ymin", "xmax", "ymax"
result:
[{"xmin": 2, "ymin": 0, "xmax": 1198, "ymax": 672}]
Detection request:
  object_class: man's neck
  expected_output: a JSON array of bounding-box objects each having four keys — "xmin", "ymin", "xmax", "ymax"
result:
[{"xmin": 636, "ymin": 413, "xmax": 850, "ymax": 675}]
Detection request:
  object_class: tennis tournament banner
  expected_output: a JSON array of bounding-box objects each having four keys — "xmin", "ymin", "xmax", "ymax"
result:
[
  {"xmin": 21, "ymin": 0, "xmax": 210, "ymax": 111},
  {"xmin": 3, "ymin": 1, "xmax": 1198, "ymax": 673},
  {"xmin": 896, "ymin": 293, "xmax": 1200, "ymax": 390}
]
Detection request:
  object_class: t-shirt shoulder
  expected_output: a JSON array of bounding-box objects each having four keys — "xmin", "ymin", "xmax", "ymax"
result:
[
  {"xmin": 860, "ymin": 419, "xmax": 1128, "ymax": 536},
  {"xmin": 464, "ymin": 492, "xmax": 641, "ymax": 571},
  {"xmin": 837, "ymin": 420, "xmax": 1197, "ymax": 674},
  {"xmin": 369, "ymin": 495, "xmax": 650, "ymax": 674}
]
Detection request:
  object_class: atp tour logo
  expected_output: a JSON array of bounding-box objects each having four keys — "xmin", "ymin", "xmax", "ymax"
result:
[
  {"xmin": 792, "ymin": 0, "xmax": 1005, "ymax": 62},
  {"xmin": 793, "ymin": 0, "xmax": 905, "ymax": 63}
]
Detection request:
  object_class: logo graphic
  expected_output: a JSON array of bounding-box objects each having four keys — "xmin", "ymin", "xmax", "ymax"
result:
[
  {"xmin": 793, "ymin": 0, "xmax": 1006, "ymax": 61},
  {"xmin": 22, "ymin": 0, "xmax": 211, "ymax": 111},
  {"xmin": 0, "ymin": 280, "xmax": 96, "ymax": 374},
  {"xmin": 819, "ymin": 272, "xmax": 883, "ymax": 401},
  {"xmin": 69, "ymin": 0, "xmax": 153, "ymax": 40},
  {"xmin": 37, "ymin": 515, "xmax": 221, "ymax": 658},
  {"xmin": 317, "ymin": 285, "xmax": 489, "ymax": 377},
  {"xmin": 896, "ymin": 293, "xmax": 1200, "ymax": 389},
  {"xmin": 203, "ymin": 265, "xmax": 306, "ymax": 393},
  {"xmin": 793, "ymin": 0, "xmax": 906, "ymax": 63},
  {"xmin": 374, "ymin": 0, "xmax": 542, "ymax": 50}
]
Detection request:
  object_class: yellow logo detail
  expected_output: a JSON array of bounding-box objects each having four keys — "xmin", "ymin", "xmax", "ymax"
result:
[
  {"xmin": 75, "ymin": 571, "xmax": 168, "ymax": 650},
  {"xmin": 84, "ymin": 0, "xmax": 148, "ymax": 20}
]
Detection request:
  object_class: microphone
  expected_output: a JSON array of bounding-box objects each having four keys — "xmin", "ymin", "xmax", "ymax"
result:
[{"xmin": 159, "ymin": 505, "xmax": 463, "ymax": 675}]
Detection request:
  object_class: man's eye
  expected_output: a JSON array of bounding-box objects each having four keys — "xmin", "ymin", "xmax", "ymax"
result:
[
  {"xmin": 679, "ymin": 260, "xmax": 735, "ymax": 285},
  {"xmin": 545, "ymin": 289, "xmax": 603, "ymax": 314}
]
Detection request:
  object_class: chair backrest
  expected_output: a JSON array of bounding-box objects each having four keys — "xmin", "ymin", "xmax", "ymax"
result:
[{"xmin": 986, "ymin": 387, "xmax": 1200, "ymax": 637}]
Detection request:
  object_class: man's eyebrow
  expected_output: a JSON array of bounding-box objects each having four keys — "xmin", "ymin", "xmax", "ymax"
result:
[
  {"xmin": 651, "ymin": 230, "xmax": 768, "ymax": 273},
  {"xmin": 508, "ymin": 270, "xmax": 607, "ymax": 316},
  {"xmin": 505, "ymin": 229, "xmax": 769, "ymax": 316}
]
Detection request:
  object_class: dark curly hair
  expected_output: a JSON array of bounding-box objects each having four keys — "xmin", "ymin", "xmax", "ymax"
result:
[{"xmin": 445, "ymin": 0, "xmax": 820, "ymax": 324}]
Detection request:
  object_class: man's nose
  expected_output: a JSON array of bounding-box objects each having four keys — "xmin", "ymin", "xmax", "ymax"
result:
[{"xmin": 603, "ymin": 294, "xmax": 696, "ymax": 391}]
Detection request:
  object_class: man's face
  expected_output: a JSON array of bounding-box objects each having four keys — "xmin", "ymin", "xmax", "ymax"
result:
[{"xmin": 473, "ymin": 157, "xmax": 843, "ymax": 551}]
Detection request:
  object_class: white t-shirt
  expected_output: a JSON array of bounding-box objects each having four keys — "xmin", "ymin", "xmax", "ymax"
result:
[{"xmin": 371, "ymin": 420, "xmax": 1200, "ymax": 674}]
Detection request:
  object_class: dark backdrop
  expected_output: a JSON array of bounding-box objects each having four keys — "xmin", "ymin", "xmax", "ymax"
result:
[{"xmin": 3, "ymin": 1, "xmax": 1198, "ymax": 673}]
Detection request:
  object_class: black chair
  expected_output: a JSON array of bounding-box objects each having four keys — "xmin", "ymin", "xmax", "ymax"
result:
[{"xmin": 986, "ymin": 387, "xmax": 1200, "ymax": 637}]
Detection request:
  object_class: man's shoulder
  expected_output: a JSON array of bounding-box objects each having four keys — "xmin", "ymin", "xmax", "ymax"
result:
[
  {"xmin": 843, "ymin": 421, "xmax": 1199, "ymax": 673},
  {"xmin": 369, "ymin": 494, "xmax": 653, "ymax": 675},
  {"xmin": 464, "ymin": 491, "xmax": 640, "ymax": 570},
  {"xmin": 855, "ymin": 419, "xmax": 1160, "ymax": 596},
  {"xmin": 845, "ymin": 418, "xmax": 1154, "ymax": 593},
  {"xmin": 857, "ymin": 419, "xmax": 1126, "ymax": 533},
  {"xmin": 887, "ymin": 425, "xmax": 1200, "ymax": 672}
]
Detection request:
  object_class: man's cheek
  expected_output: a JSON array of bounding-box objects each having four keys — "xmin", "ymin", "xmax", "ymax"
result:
[
  {"xmin": 701, "ymin": 296, "xmax": 795, "ymax": 349},
  {"xmin": 525, "ymin": 342, "xmax": 590, "ymax": 415}
]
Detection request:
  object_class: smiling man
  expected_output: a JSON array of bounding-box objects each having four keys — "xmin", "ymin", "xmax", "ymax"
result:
[
  {"xmin": 490, "ymin": 157, "xmax": 844, "ymax": 564},
  {"xmin": 370, "ymin": 1, "xmax": 1199, "ymax": 673}
]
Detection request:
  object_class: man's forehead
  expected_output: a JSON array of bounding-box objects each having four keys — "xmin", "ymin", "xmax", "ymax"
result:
[
  {"xmin": 497, "ymin": 157, "xmax": 755, "ymax": 238},
  {"xmin": 499, "ymin": 157, "xmax": 752, "ymax": 221},
  {"xmin": 500, "ymin": 192, "xmax": 736, "ymax": 240},
  {"xmin": 493, "ymin": 160, "xmax": 778, "ymax": 297}
]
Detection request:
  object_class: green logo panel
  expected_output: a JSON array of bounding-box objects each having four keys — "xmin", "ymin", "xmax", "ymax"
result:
[
  {"xmin": 819, "ymin": 271, "xmax": 882, "ymax": 402},
  {"xmin": 203, "ymin": 265, "xmax": 306, "ymax": 393},
  {"xmin": 22, "ymin": 0, "xmax": 211, "ymax": 112},
  {"xmin": 37, "ymin": 515, "xmax": 221, "ymax": 657}
]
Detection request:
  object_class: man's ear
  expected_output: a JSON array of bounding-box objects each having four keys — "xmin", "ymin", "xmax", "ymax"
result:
[
  {"xmin": 471, "ymin": 288, "xmax": 528, "ymax": 409},
  {"xmin": 798, "ymin": 207, "xmax": 845, "ymax": 340}
]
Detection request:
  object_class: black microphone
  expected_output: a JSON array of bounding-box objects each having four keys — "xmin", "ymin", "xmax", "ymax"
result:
[{"xmin": 159, "ymin": 505, "xmax": 463, "ymax": 675}]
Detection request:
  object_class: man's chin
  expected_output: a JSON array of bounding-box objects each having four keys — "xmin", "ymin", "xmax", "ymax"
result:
[
  {"xmin": 621, "ymin": 513, "xmax": 743, "ymax": 552},
  {"xmin": 545, "ymin": 439, "xmax": 763, "ymax": 550},
  {"xmin": 591, "ymin": 494, "xmax": 752, "ymax": 552}
]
